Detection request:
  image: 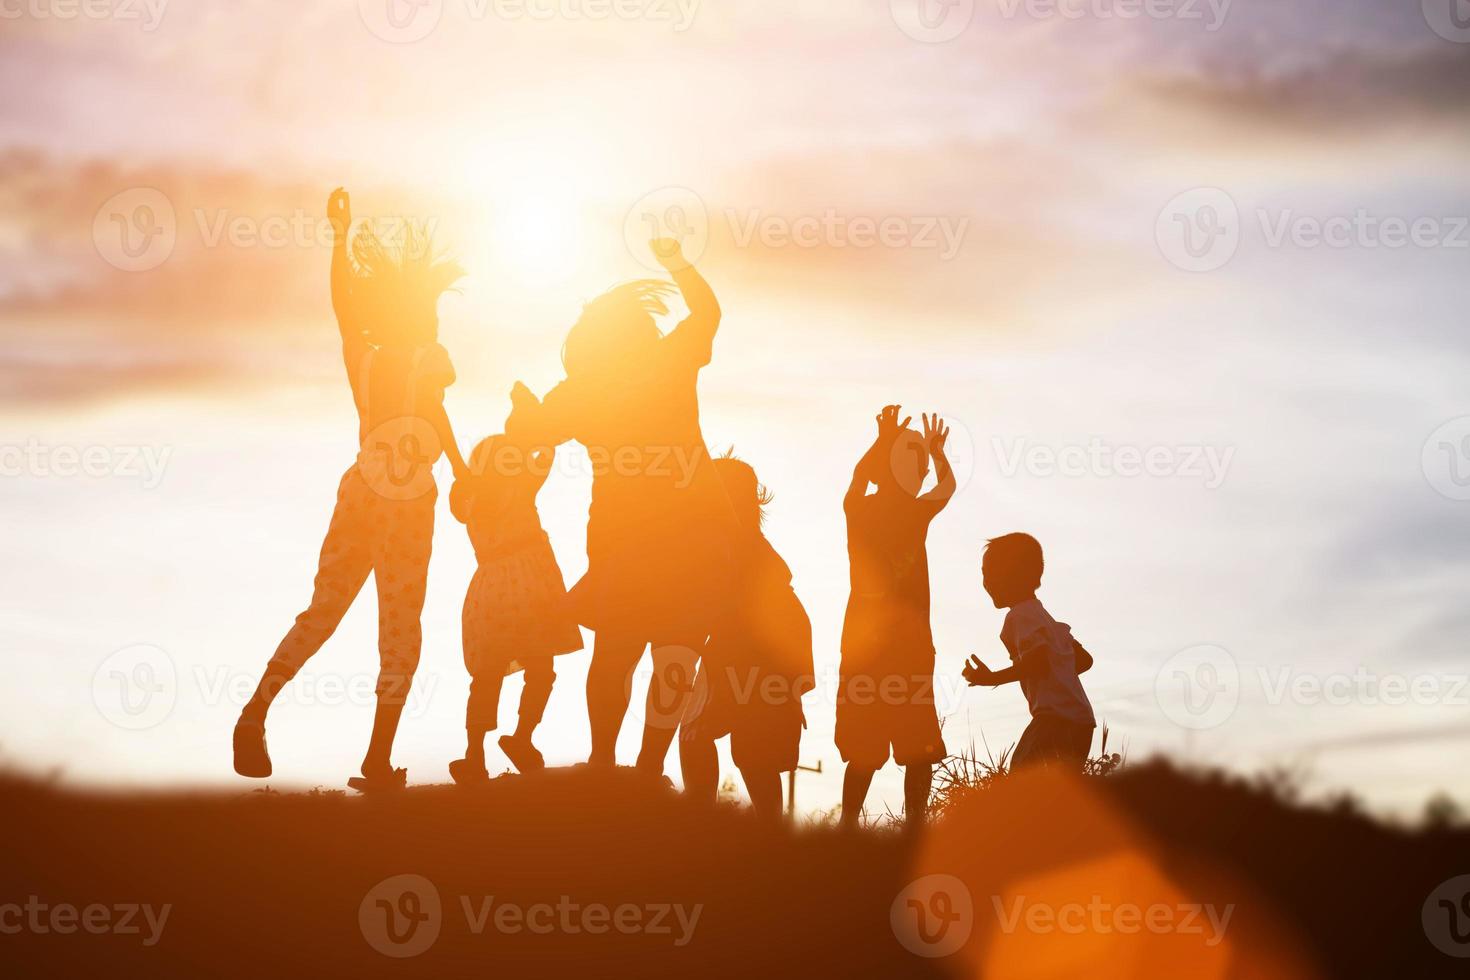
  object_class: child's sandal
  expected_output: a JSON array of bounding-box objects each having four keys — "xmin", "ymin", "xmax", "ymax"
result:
[
  {"xmin": 448, "ymin": 758, "xmax": 489, "ymax": 786},
  {"xmin": 347, "ymin": 767, "xmax": 408, "ymax": 794},
  {"xmin": 498, "ymin": 735, "xmax": 545, "ymax": 775}
]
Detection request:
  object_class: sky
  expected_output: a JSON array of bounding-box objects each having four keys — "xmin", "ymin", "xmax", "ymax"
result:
[{"xmin": 2, "ymin": 0, "xmax": 1469, "ymax": 818}]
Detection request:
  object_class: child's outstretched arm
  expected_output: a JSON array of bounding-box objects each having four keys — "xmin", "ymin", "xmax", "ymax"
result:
[
  {"xmin": 327, "ymin": 188, "xmax": 365, "ymax": 368},
  {"xmin": 449, "ymin": 473, "xmax": 475, "ymax": 525},
  {"xmin": 427, "ymin": 401, "xmax": 469, "ymax": 482},
  {"xmin": 918, "ymin": 413, "xmax": 957, "ymax": 512},
  {"xmin": 846, "ymin": 405, "xmax": 909, "ymax": 509},
  {"xmin": 654, "ymin": 238, "xmax": 721, "ymax": 360},
  {"xmin": 964, "ymin": 655, "xmax": 1017, "ymax": 687}
]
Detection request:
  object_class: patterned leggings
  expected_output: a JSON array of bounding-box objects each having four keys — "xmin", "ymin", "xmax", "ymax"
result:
[{"xmin": 265, "ymin": 467, "xmax": 437, "ymax": 706}]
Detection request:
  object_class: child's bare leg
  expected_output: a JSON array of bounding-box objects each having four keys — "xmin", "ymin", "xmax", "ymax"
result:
[
  {"xmin": 452, "ymin": 672, "xmax": 496, "ymax": 784},
  {"xmin": 466, "ymin": 728, "xmax": 489, "ymax": 764},
  {"xmin": 514, "ymin": 658, "xmax": 556, "ymax": 739},
  {"xmin": 903, "ymin": 764, "xmax": 933, "ymax": 829},
  {"xmin": 500, "ymin": 659, "xmax": 554, "ymax": 774},
  {"xmin": 741, "ymin": 768, "xmax": 784, "ymax": 821},
  {"xmin": 364, "ymin": 670, "xmax": 413, "ymax": 777},
  {"xmin": 637, "ymin": 640, "xmax": 700, "ymax": 776},
  {"xmin": 586, "ymin": 631, "xmax": 645, "ymax": 767},
  {"xmin": 841, "ymin": 764, "xmax": 877, "ymax": 830},
  {"xmin": 678, "ymin": 730, "xmax": 719, "ymax": 803}
]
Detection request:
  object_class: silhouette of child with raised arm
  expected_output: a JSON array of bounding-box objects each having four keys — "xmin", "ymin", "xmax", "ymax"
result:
[
  {"xmin": 448, "ymin": 428, "xmax": 583, "ymax": 784},
  {"xmin": 505, "ymin": 239, "xmax": 736, "ymax": 778},
  {"xmin": 234, "ymin": 188, "xmax": 468, "ymax": 792},
  {"xmin": 837, "ymin": 406, "xmax": 955, "ymax": 830},
  {"xmin": 963, "ymin": 533, "xmax": 1097, "ymax": 770},
  {"xmin": 679, "ymin": 455, "xmax": 814, "ymax": 821}
]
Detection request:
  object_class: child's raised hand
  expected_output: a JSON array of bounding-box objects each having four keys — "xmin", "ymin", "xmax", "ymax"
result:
[
  {"xmin": 326, "ymin": 187, "xmax": 351, "ymax": 240},
  {"xmin": 963, "ymin": 655, "xmax": 998, "ymax": 687},
  {"xmin": 875, "ymin": 404, "xmax": 911, "ymax": 441},
  {"xmin": 922, "ymin": 413, "xmax": 950, "ymax": 456}
]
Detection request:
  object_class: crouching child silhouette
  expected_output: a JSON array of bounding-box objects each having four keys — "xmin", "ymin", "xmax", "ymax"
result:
[
  {"xmin": 679, "ymin": 455, "xmax": 814, "ymax": 820},
  {"xmin": 449, "ymin": 425, "xmax": 584, "ymax": 783},
  {"xmin": 963, "ymin": 533, "xmax": 1096, "ymax": 770},
  {"xmin": 836, "ymin": 406, "xmax": 955, "ymax": 830}
]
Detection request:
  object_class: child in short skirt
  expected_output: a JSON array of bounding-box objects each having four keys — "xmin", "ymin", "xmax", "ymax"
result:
[{"xmin": 449, "ymin": 432, "xmax": 583, "ymax": 782}]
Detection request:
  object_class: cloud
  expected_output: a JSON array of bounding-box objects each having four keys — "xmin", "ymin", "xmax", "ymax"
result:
[{"xmin": 1129, "ymin": 42, "xmax": 1470, "ymax": 137}]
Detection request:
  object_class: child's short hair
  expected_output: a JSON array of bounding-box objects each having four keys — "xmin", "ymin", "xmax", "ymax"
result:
[
  {"xmin": 561, "ymin": 280, "xmax": 676, "ymax": 378},
  {"xmin": 984, "ymin": 532, "xmax": 1044, "ymax": 590},
  {"xmin": 715, "ymin": 451, "xmax": 773, "ymax": 527}
]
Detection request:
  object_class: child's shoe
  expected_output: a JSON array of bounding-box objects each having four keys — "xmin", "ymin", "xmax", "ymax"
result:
[
  {"xmin": 232, "ymin": 718, "xmax": 272, "ymax": 778},
  {"xmin": 347, "ymin": 766, "xmax": 408, "ymax": 794},
  {"xmin": 498, "ymin": 735, "xmax": 545, "ymax": 774},
  {"xmin": 448, "ymin": 757, "xmax": 489, "ymax": 786}
]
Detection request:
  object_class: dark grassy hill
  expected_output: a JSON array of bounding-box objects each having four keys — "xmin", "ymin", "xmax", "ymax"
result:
[{"xmin": 1, "ymin": 762, "xmax": 1465, "ymax": 978}]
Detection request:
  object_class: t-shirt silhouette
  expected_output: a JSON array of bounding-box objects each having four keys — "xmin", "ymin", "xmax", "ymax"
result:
[
  {"xmin": 840, "ymin": 491, "xmax": 938, "ymax": 667},
  {"xmin": 1000, "ymin": 598, "xmax": 1095, "ymax": 728}
]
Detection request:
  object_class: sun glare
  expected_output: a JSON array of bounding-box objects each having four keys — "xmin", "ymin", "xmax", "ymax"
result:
[
  {"xmin": 489, "ymin": 183, "xmax": 584, "ymax": 287},
  {"xmin": 453, "ymin": 142, "xmax": 594, "ymax": 289}
]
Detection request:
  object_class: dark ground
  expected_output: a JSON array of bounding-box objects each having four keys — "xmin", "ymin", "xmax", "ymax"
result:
[{"xmin": 1, "ymin": 761, "xmax": 1465, "ymax": 978}]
